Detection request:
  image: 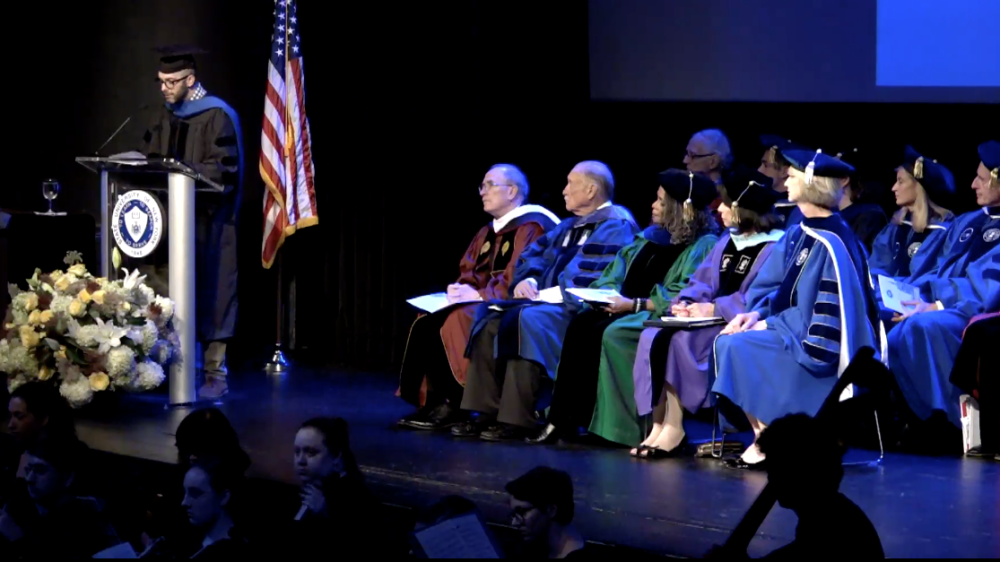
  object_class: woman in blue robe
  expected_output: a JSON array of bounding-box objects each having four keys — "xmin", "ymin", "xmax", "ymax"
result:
[
  {"xmin": 870, "ymin": 146, "xmax": 956, "ymax": 324},
  {"xmin": 711, "ymin": 150, "xmax": 880, "ymax": 469},
  {"xmin": 888, "ymin": 141, "xmax": 1000, "ymax": 429}
]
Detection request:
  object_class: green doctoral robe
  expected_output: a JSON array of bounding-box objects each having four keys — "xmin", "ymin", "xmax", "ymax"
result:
[{"xmin": 587, "ymin": 232, "xmax": 718, "ymax": 447}]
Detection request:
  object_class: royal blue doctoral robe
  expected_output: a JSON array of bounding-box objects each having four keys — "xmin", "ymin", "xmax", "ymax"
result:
[
  {"xmin": 466, "ymin": 204, "xmax": 638, "ymax": 379},
  {"xmin": 711, "ymin": 215, "xmax": 880, "ymax": 425},
  {"xmin": 889, "ymin": 206, "xmax": 1000, "ymax": 426}
]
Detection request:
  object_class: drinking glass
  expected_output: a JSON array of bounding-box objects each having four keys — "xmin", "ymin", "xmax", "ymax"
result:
[{"xmin": 42, "ymin": 179, "xmax": 60, "ymax": 215}]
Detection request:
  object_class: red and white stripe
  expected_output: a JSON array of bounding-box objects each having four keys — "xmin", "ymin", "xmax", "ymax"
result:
[{"xmin": 261, "ymin": 56, "xmax": 318, "ymax": 269}]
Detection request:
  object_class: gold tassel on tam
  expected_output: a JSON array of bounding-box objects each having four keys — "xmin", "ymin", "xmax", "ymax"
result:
[
  {"xmin": 914, "ymin": 157, "xmax": 924, "ymax": 180},
  {"xmin": 805, "ymin": 149, "xmax": 821, "ymax": 185},
  {"xmin": 991, "ymin": 167, "xmax": 998, "ymax": 186},
  {"xmin": 683, "ymin": 172, "xmax": 695, "ymax": 223},
  {"xmin": 730, "ymin": 200, "xmax": 741, "ymax": 225}
]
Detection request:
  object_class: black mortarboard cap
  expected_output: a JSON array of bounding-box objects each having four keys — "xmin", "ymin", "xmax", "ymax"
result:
[
  {"xmin": 782, "ymin": 149, "xmax": 855, "ymax": 181},
  {"xmin": 759, "ymin": 134, "xmax": 812, "ymax": 165},
  {"xmin": 505, "ymin": 467, "xmax": 573, "ymax": 512},
  {"xmin": 154, "ymin": 44, "xmax": 207, "ymax": 73},
  {"xmin": 721, "ymin": 165, "xmax": 779, "ymax": 216},
  {"xmin": 978, "ymin": 140, "xmax": 1000, "ymax": 183},
  {"xmin": 901, "ymin": 145, "xmax": 956, "ymax": 203},
  {"xmin": 658, "ymin": 168, "xmax": 718, "ymax": 209}
]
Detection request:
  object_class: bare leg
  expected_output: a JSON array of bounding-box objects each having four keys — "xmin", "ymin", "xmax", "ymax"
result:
[
  {"xmin": 739, "ymin": 412, "xmax": 767, "ymax": 463},
  {"xmin": 648, "ymin": 385, "xmax": 686, "ymax": 452},
  {"xmin": 632, "ymin": 388, "xmax": 668, "ymax": 455}
]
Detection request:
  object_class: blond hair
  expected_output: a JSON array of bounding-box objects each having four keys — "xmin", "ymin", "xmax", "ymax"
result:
[
  {"xmin": 891, "ymin": 179, "xmax": 953, "ymax": 233},
  {"xmin": 788, "ymin": 168, "xmax": 843, "ymax": 210}
]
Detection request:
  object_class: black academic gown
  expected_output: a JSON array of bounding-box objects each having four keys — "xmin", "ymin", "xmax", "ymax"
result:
[{"xmin": 138, "ymin": 92, "xmax": 243, "ymax": 342}]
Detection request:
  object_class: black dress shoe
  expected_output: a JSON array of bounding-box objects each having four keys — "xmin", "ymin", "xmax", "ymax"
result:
[
  {"xmin": 480, "ymin": 423, "xmax": 529, "ymax": 442},
  {"xmin": 451, "ymin": 417, "xmax": 493, "ymax": 438},
  {"xmin": 403, "ymin": 404, "xmax": 463, "ymax": 431},
  {"xmin": 397, "ymin": 406, "xmax": 434, "ymax": 429},
  {"xmin": 723, "ymin": 457, "xmax": 767, "ymax": 471},
  {"xmin": 525, "ymin": 423, "xmax": 559, "ymax": 445}
]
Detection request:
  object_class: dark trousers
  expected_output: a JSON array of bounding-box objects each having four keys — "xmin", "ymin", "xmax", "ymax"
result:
[
  {"xmin": 461, "ymin": 317, "xmax": 551, "ymax": 428},
  {"xmin": 951, "ymin": 315, "xmax": 999, "ymax": 453},
  {"xmin": 398, "ymin": 313, "xmax": 464, "ymax": 408},
  {"xmin": 647, "ymin": 326, "xmax": 683, "ymax": 412},
  {"xmin": 548, "ymin": 309, "xmax": 625, "ymax": 430}
]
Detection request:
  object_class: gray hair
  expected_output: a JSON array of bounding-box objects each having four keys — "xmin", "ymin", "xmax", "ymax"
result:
[
  {"xmin": 575, "ymin": 160, "xmax": 615, "ymax": 201},
  {"xmin": 693, "ymin": 129, "xmax": 734, "ymax": 170},
  {"xmin": 488, "ymin": 163, "xmax": 529, "ymax": 203}
]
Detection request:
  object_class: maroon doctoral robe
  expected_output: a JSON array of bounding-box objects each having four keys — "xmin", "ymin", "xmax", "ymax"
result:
[{"xmin": 397, "ymin": 207, "xmax": 558, "ymax": 407}]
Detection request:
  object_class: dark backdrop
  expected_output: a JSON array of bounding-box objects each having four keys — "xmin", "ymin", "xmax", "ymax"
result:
[{"xmin": 3, "ymin": 0, "xmax": 993, "ymax": 372}]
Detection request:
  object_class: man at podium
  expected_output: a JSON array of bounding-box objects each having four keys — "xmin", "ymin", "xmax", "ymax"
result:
[{"xmin": 137, "ymin": 45, "xmax": 244, "ymax": 400}]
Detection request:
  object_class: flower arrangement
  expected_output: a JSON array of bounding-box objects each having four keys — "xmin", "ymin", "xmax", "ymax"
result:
[{"xmin": 1, "ymin": 251, "xmax": 177, "ymax": 407}]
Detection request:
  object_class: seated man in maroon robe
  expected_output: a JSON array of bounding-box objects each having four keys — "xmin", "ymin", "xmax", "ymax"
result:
[{"xmin": 396, "ymin": 164, "xmax": 560, "ymax": 430}]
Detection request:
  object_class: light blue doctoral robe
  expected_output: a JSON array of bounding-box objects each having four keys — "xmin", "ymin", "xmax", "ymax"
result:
[
  {"xmin": 467, "ymin": 204, "xmax": 639, "ymax": 379},
  {"xmin": 869, "ymin": 218, "xmax": 950, "ymax": 326},
  {"xmin": 711, "ymin": 215, "xmax": 880, "ymax": 425},
  {"xmin": 889, "ymin": 206, "xmax": 1000, "ymax": 426}
]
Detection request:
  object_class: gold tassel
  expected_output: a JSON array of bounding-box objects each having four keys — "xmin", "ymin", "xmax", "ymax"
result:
[
  {"xmin": 991, "ymin": 167, "xmax": 998, "ymax": 186},
  {"xmin": 914, "ymin": 157, "xmax": 924, "ymax": 180},
  {"xmin": 683, "ymin": 172, "xmax": 695, "ymax": 223},
  {"xmin": 765, "ymin": 146, "xmax": 777, "ymax": 165},
  {"xmin": 731, "ymin": 201, "xmax": 741, "ymax": 224},
  {"xmin": 805, "ymin": 149, "xmax": 821, "ymax": 185}
]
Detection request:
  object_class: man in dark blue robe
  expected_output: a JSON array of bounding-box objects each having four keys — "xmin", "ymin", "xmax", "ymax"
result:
[
  {"xmin": 137, "ymin": 46, "xmax": 243, "ymax": 400},
  {"xmin": 452, "ymin": 161, "xmax": 638, "ymax": 441},
  {"xmin": 888, "ymin": 140, "xmax": 1000, "ymax": 430}
]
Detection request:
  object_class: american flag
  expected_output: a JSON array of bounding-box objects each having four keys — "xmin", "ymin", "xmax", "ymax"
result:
[{"xmin": 261, "ymin": 0, "xmax": 318, "ymax": 269}]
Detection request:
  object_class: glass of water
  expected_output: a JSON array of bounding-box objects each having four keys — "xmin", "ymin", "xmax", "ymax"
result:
[{"xmin": 42, "ymin": 179, "xmax": 60, "ymax": 215}]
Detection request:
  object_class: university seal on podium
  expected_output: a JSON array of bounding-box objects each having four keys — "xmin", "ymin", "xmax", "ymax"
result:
[{"xmin": 112, "ymin": 190, "xmax": 164, "ymax": 258}]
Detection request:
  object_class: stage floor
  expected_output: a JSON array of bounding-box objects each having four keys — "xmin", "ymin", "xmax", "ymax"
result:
[{"xmin": 73, "ymin": 368, "xmax": 999, "ymax": 559}]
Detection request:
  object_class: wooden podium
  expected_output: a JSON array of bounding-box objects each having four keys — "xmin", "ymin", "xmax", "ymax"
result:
[{"xmin": 76, "ymin": 156, "xmax": 223, "ymax": 406}]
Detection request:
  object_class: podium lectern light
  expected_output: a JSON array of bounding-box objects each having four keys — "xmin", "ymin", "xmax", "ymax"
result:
[{"xmin": 76, "ymin": 156, "xmax": 224, "ymax": 406}]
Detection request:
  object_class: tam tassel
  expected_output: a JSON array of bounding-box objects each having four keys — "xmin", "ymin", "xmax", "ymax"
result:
[
  {"xmin": 730, "ymin": 201, "xmax": 741, "ymax": 225},
  {"xmin": 805, "ymin": 149, "xmax": 821, "ymax": 184},
  {"xmin": 913, "ymin": 157, "xmax": 924, "ymax": 180},
  {"xmin": 765, "ymin": 146, "xmax": 777, "ymax": 165},
  {"xmin": 683, "ymin": 172, "xmax": 695, "ymax": 222},
  {"xmin": 991, "ymin": 167, "xmax": 998, "ymax": 185}
]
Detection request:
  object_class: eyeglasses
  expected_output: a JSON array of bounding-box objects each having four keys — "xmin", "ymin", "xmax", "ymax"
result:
[
  {"xmin": 685, "ymin": 151, "xmax": 715, "ymax": 160},
  {"xmin": 478, "ymin": 181, "xmax": 514, "ymax": 193},
  {"xmin": 159, "ymin": 74, "xmax": 193, "ymax": 88},
  {"xmin": 510, "ymin": 505, "xmax": 538, "ymax": 523}
]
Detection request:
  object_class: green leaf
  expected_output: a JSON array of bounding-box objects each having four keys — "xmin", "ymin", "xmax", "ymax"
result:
[
  {"xmin": 128, "ymin": 317, "xmax": 146, "ymax": 326},
  {"xmin": 64, "ymin": 344, "xmax": 87, "ymax": 366}
]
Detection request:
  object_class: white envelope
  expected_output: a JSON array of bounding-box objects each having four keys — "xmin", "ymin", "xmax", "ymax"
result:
[{"xmin": 878, "ymin": 275, "xmax": 920, "ymax": 314}]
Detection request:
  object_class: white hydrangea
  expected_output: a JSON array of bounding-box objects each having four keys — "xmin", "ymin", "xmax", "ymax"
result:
[
  {"xmin": 3, "ymin": 344, "xmax": 39, "ymax": 376},
  {"xmin": 49, "ymin": 295, "xmax": 74, "ymax": 316},
  {"xmin": 106, "ymin": 346, "xmax": 136, "ymax": 379},
  {"xmin": 137, "ymin": 285, "xmax": 155, "ymax": 306},
  {"xmin": 59, "ymin": 374, "xmax": 94, "ymax": 408},
  {"xmin": 12, "ymin": 292, "xmax": 38, "ymax": 312},
  {"xmin": 74, "ymin": 325, "xmax": 101, "ymax": 348},
  {"xmin": 131, "ymin": 360, "xmax": 165, "ymax": 391},
  {"xmin": 0, "ymin": 340, "xmax": 11, "ymax": 373},
  {"xmin": 153, "ymin": 296, "xmax": 174, "ymax": 326},
  {"xmin": 7, "ymin": 374, "xmax": 28, "ymax": 393},
  {"xmin": 141, "ymin": 320, "xmax": 159, "ymax": 354}
]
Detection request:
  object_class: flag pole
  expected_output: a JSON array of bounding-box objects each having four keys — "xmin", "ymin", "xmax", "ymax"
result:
[
  {"xmin": 265, "ymin": 252, "xmax": 291, "ymax": 374},
  {"xmin": 265, "ymin": 0, "xmax": 293, "ymax": 376}
]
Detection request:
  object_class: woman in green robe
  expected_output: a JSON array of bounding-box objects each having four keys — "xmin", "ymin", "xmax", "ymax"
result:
[{"xmin": 527, "ymin": 169, "xmax": 719, "ymax": 446}]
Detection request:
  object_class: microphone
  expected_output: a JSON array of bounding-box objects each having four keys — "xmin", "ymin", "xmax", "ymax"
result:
[{"xmin": 94, "ymin": 103, "xmax": 150, "ymax": 156}]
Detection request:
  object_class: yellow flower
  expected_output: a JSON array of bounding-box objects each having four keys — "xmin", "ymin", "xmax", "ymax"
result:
[
  {"xmin": 28, "ymin": 310, "xmax": 42, "ymax": 325},
  {"xmin": 54, "ymin": 275, "xmax": 73, "ymax": 292},
  {"xmin": 89, "ymin": 372, "xmax": 111, "ymax": 391},
  {"xmin": 91, "ymin": 290, "xmax": 106, "ymax": 305},
  {"xmin": 79, "ymin": 289, "xmax": 92, "ymax": 303},
  {"xmin": 19, "ymin": 326, "xmax": 40, "ymax": 348},
  {"xmin": 68, "ymin": 263, "xmax": 88, "ymax": 277},
  {"xmin": 120, "ymin": 301, "xmax": 132, "ymax": 312},
  {"xmin": 23, "ymin": 292, "xmax": 38, "ymax": 312},
  {"xmin": 56, "ymin": 346, "xmax": 67, "ymax": 361},
  {"xmin": 4, "ymin": 323, "xmax": 14, "ymax": 330},
  {"xmin": 68, "ymin": 299, "xmax": 87, "ymax": 317},
  {"xmin": 95, "ymin": 277, "xmax": 108, "ymax": 286},
  {"xmin": 38, "ymin": 365, "xmax": 54, "ymax": 381},
  {"xmin": 39, "ymin": 310, "xmax": 54, "ymax": 324}
]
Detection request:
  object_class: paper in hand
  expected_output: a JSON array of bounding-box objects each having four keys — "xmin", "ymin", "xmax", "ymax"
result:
[
  {"xmin": 535, "ymin": 286, "xmax": 564, "ymax": 304},
  {"xmin": 565, "ymin": 288, "xmax": 623, "ymax": 304},
  {"xmin": 407, "ymin": 293, "xmax": 452, "ymax": 313},
  {"xmin": 413, "ymin": 513, "xmax": 500, "ymax": 559},
  {"xmin": 878, "ymin": 275, "xmax": 920, "ymax": 314}
]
